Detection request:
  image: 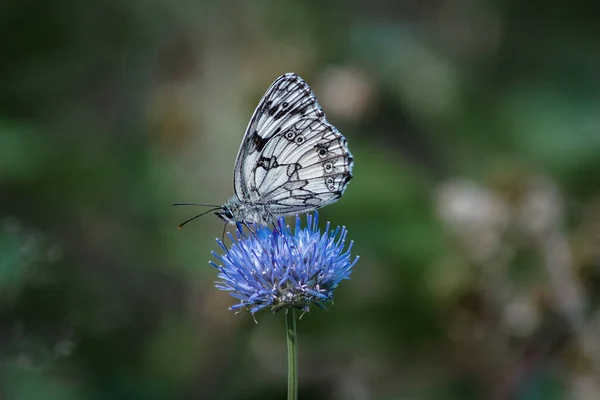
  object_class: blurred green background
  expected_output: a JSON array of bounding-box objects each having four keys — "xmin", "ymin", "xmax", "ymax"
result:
[{"xmin": 2, "ymin": 0, "xmax": 600, "ymax": 399}]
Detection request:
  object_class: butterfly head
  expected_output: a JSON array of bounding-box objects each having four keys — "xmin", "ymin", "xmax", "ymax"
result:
[
  {"xmin": 216, "ymin": 196, "xmax": 273, "ymax": 226},
  {"xmin": 215, "ymin": 205, "xmax": 235, "ymax": 224},
  {"xmin": 214, "ymin": 196, "xmax": 244, "ymax": 224}
]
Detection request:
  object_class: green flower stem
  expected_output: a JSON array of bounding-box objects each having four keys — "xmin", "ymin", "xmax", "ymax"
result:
[{"xmin": 286, "ymin": 308, "xmax": 298, "ymax": 400}]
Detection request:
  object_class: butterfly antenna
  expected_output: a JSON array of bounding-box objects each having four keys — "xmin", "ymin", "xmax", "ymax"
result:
[
  {"xmin": 177, "ymin": 207, "xmax": 221, "ymax": 229},
  {"xmin": 172, "ymin": 202, "xmax": 221, "ymax": 207}
]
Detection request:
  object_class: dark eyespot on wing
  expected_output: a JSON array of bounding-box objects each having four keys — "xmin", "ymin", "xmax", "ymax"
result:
[
  {"xmin": 314, "ymin": 142, "xmax": 331, "ymax": 158},
  {"xmin": 284, "ymin": 129, "xmax": 296, "ymax": 141}
]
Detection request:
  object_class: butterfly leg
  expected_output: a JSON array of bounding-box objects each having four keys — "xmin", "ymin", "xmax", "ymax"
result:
[
  {"xmin": 268, "ymin": 212, "xmax": 282, "ymax": 234},
  {"xmin": 242, "ymin": 221, "xmax": 258, "ymax": 238},
  {"xmin": 221, "ymin": 223, "xmax": 229, "ymax": 250}
]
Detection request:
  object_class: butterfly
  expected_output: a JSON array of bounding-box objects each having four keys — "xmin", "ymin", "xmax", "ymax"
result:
[{"xmin": 174, "ymin": 72, "xmax": 354, "ymax": 228}]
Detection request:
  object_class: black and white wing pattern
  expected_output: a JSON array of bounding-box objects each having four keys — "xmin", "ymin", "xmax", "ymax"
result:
[{"xmin": 233, "ymin": 73, "xmax": 353, "ymax": 215}]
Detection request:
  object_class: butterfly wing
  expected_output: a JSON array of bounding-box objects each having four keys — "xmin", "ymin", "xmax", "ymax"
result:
[{"xmin": 233, "ymin": 73, "xmax": 353, "ymax": 215}]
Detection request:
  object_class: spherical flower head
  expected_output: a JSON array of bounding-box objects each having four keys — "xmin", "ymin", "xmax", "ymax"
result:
[{"xmin": 210, "ymin": 212, "xmax": 359, "ymax": 315}]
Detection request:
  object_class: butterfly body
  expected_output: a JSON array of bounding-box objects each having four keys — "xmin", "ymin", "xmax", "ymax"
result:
[{"xmin": 176, "ymin": 73, "xmax": 353, "ymax": 229}]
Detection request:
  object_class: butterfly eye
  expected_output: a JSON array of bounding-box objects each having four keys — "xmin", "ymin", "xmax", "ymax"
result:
[
  {"xmin": 295, "ymin": 136, "xmax": 305, "ymax": 144},
  {"xmin": 285, "ymin": 131, "xmax": 295, "ymax": 140},
  {"xmin": 326, "ymin": 177, "xmax": 334, "ymax": 185},
  {"xmin": 317, "ymin": 148, "xmax": 328, "ymax": 158}
]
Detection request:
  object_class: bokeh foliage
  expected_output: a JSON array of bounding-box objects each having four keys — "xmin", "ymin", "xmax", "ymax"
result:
[{"xmin": 1, "ymin": 0, "xmax": 600, "ymax": 399}]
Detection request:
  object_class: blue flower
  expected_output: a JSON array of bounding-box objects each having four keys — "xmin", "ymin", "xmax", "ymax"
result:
[{"xmin": 210, "ymin": 212, "xmax": 359, "ymax": 315}]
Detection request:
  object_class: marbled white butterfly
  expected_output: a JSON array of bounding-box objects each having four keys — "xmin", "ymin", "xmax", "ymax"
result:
[{"xmin": 175, "ymin": 73, "xmax": 353, "ymax": 228}]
